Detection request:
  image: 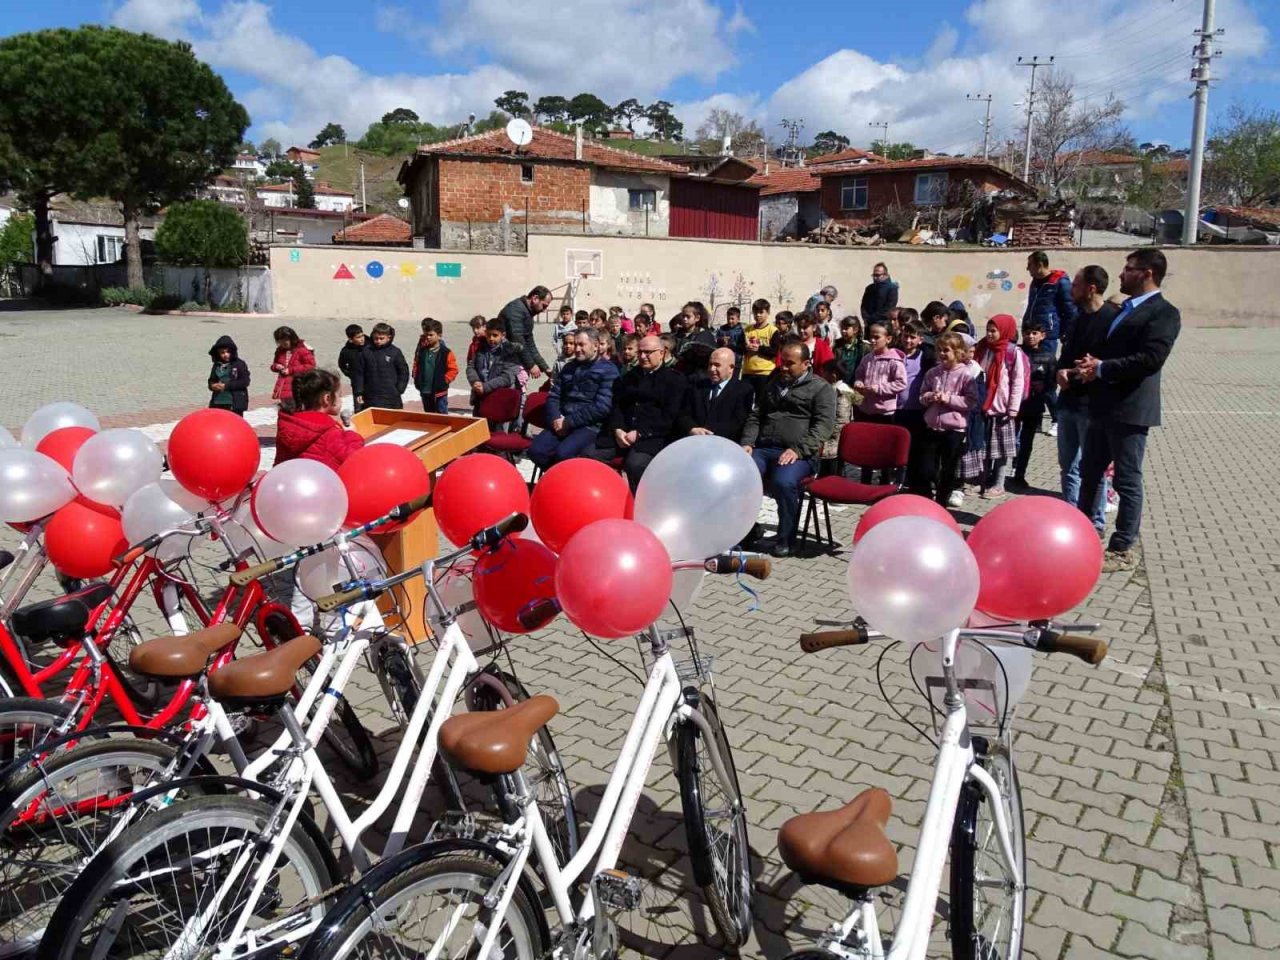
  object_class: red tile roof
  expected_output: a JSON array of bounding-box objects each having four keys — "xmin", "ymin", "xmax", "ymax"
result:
[
  {"xmin": 808, "ymin": 147, "xmax": 886, "ymax": 166},
  {"xmin": 332, "ymin": 213, "xmax": 412, "ymax": 244},
  {"xmin": 1153, "ymin": 157, "xmax": 1189, "ymax": 175},
  {"xmin": 287, "ymin": 146, "xmax": 321, "ymax": 160},
  {"xmin": 412, "ymin": 126, "xmax": 682, "ymax": 175},
  {"xmin": 1035, "ymin": 150, "xmax": 1141, "ymax": 169},
  {"xmin": 1212, "ymin": 206, "xmax": 1280, "ymax": 228},
  {"xmin": 747, "ymin": 166, "xmax": 821, "ymax": 196}
]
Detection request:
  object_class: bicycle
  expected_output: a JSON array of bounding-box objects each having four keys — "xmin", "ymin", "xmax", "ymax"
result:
[
  {"xmin": 296, "ymin": 551, "xmax": 772, "ymax": 960},
  {"xmin": 36, "ymin": 513, "xmax": 578, "ymax": 960},
  {"xmin": 775, "ymin": 618, "xmax": 1109, "ymax": 960}
]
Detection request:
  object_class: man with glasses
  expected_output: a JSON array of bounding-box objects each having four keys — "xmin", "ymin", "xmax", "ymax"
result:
[
  {"xmin": 860, "ymin": 262, "xmax": 899, "ymax": 326},
  {"xmin": 586, "ymin": 335, "xmax": 689, "ymax": 491}
]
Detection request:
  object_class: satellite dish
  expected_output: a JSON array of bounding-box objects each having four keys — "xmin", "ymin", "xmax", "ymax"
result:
[
  {"xmin": 506, "ymin": 118, "xmax": 533, "ymax": 148},
  {"xmin": 397, "ymin": 198, "xmax": 410, "ymax": 209}
]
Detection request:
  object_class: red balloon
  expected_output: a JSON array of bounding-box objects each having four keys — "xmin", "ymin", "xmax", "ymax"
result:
[
  {"xmin": 434, "ymin": 454, "xmax": 530, "ymax": 547},
  {"xmin": 36, "ymin": 426, "xmax": 97, "ymax": 473},
  {"xmin": 472, "ymin": 537, "xmax": 559, "ymax": 634},
  {"xmin": 168, "ymin": 409, "xmax": 260, "ymax": 503},
  {"xmin": 853, "ymin": 494, "xmax": 961, "ymax": 545},
  {"xmin": 45, "ymin": 498, "xmax": 127, "ymax": 579},
  {"xmin": 555, "ymin": 519, "xmax": 672, "ymax": 639},
  {"xmin": 967, "ymin": 495, "xmax": 1103, "ymax": 621},
  {"xmin": 531, "ymin": 459, "xmax": 630, "ymax": 552},
  {"xmin": 337, "ymin": 444, "xmax": 430, "ymax": 531}
]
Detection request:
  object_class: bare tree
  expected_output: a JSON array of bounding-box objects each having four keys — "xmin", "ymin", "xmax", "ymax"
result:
[
  {"xmin": 1025, "ymin": 70, "xmax": 1127, "ymax": 195},
  {"xmin": 695, "ymin": 109, "xmax": 766, "ymax": 157},
  {"xmin": 1204, "ymin": 104, "xmax": 1280, "ymax": 206}
]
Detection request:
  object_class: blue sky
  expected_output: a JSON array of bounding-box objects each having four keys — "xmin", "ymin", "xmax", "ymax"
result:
[{"xmin": 7, "ymin": 0, "xmax": 1277, "ymax": 152}]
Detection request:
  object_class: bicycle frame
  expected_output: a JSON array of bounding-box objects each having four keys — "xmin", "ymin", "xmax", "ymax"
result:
[{"xmin": 818, "ymin": 628, "xmax": 1025, "ymax": 960}]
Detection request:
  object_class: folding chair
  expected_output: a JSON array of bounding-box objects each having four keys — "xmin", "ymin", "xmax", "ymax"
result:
[{"xmin": 798, "ymin": 422, "xmax": 911, "ymax": 552}]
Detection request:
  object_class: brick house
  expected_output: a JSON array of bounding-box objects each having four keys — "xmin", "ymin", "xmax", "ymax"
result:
[{"xmin": 814, "ymin": 157, "xmax": 1034, "ymax": 229}]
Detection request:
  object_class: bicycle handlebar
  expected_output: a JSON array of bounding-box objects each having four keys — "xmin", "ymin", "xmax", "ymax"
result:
[
  {"xmin": 1034, "ymin": 629, "xmax": 1109, "ymax": 664},
  {"xmin": 316, "ymin": 585, "xmax": 369, "ymax": 613},
  {"xmin": 705, "ymin": 553, "xmax": 772, "ymax": 580},
  {"xmin": 517, "ymin": 597, "xmax": 560, "ymax": 631},
  {"xmin": 798, "ymin": 621, "xmax": 1109, "ymax": 664},
  {"xmin": 799, "ymin": 622, "xmax": 871, "ymax": 652},
  {"xmin": 113, "ymin": 534, "xmax": 162, "ymax": 566}
]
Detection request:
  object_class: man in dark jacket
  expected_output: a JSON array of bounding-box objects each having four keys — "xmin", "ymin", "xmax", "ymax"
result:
[
  {"xmin": 678, "ymin": 348, "xmax": 754, "ymax": 443},
  {"xmin": 530, "ymin": 328, "xmax": 619, "ymax": 468},
  {"xmin": 499, "ymin": 285, "xmax": 552, "ymax": 379},
  {"xmin": 741, "ymin": 342, "xmax": 837, "ymax": 557},
  {"xmin": 208, "ymin": 335, "xmax": 251, "ymax": 415},
  {"xmin": 337, "ymin": 324, "xmax": 365, "ymax": 381},
  {"xmin": 1074, "ymin": 248, "xmax": 1181, "ymax": 571},
  {"xmin": 352, "ymin": 322, "xmax": 409, "ymax": 410},
  {"xmin": 860, "ymin": 263, "xmax": 899, "ymax": 325},
  {"xmin": 586, "ymin": 334, "xmax": 688, "ymax": 491},
  {"xmin": 1022, "ymin": 251, "xmax": 1077, "ymax": 435}
]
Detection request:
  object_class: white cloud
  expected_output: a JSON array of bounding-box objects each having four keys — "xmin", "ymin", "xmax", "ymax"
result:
[{"xmin": 110, "ymin": 0, "xmax": 202, "ymax": 39}]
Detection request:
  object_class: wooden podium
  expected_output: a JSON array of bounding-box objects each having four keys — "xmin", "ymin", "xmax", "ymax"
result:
[{"xmin": 350, "ymin": 408, "xmax": 489, "ymax": 643}]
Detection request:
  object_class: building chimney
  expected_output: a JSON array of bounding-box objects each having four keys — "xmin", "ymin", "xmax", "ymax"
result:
[{"xmin": 575, "ymin": 125, "xmax": 583, "ymax": 161}]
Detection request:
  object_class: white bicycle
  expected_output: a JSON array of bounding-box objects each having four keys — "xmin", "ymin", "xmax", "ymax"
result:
[
  {"xmin": 296, "ymin": 552, "xmax": 774, "ymax": 960},
  {"xmin": 34, "ymin": 512, "xmax": 577, "ymax": 960},
  {"xmin": 778, "ymin": 619, "xmax": 1108, "ymax": 960}
]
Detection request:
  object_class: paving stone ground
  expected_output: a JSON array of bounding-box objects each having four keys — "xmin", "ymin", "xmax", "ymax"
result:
[{"xmin": 2, "ymin": 303, "xmax": 1276, "ymax": 960}]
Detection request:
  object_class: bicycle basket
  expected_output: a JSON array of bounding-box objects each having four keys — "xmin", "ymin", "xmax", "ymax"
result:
[{"xmin": 907, "ymin": 637, "xmax": 1032, "ymax": 738}]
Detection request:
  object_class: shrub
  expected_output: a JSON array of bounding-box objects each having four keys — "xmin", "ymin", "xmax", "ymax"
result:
[
  {"xmin": 100, "ymin": 286, "xmax": 159, "ymax": 307},
  {"xmin": 178, "ymin": 300, "xmax": 207, "ymax": 313},
  {"xmin": 154, "ymin": 200, "xmax": 249, "ymax": 268}
]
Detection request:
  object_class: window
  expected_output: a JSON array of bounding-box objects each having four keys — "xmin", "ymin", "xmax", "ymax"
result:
[
  {"xmin": 914, "ymin": 172, "xmax": 949, "ymax": 205},
  {"xmin": 628, "ymin": 188, "xmax": 657, "ymax": 211},
  {"xmin": 520, "ymin": 164, "xmax": 535, "ymax": 184},
  {"xmin": 96, "ymin": 235, "xmax": 124, "ymax": 264},
  {"xmin": 839, "ymin": 177, "xmax": 868, "ymax": 210}
]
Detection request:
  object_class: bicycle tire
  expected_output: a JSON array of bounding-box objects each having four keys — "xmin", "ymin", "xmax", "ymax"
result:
[
  {"xmin": 0, "ymin": 698, "xmax": 74, "ymax": 775},
  {"xmin": 675, "ymin": 687, "xmax": 753, "ymax": 951},
  {"xmin": 300, "ymin": 849, "xmax": 546, "ymax": 960},
  {"xmin": 0, "ymin": 737, "xmax": 196, "ymax": 954},
  {"xmin": 466, "ymin": 667, "xmax": 579, "ymax": 863},
  {"xmin": 37, "ymin": 793, "xmax": 336, "ymax": 960},
  {"xmin": 949, "ymin": 737, "xmax": 1025, "ymax": 960}
]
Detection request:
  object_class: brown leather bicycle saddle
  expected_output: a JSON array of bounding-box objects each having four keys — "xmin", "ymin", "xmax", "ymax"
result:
[
  {"xmin": 439, "ymin": 695, "xmax": 559, "ymax": 776},
  {"xmin": 129, "ymin": 622, "xmax": 243, "ymax": 679},
  {"xmin": 777, "ymin": 787, "xmax": 899, "ymax": 890},
  {"xmin": 207, "ymin": 633, "xmax": 321, "ymax": 703}
]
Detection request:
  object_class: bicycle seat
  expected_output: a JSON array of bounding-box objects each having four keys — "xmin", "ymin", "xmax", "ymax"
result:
[
  {"xmin": 11, "ymin": 583, "xmax": 114, "ymax": 646},
  {"xmin": 0, "ymin": 550, "xmax": 13, "ymax": 571},
  {"xmin": 207, "ymin": 633, "xmax": 321, "ymax": 705},
  {"xmin": 129, "ymin": 622, "xmax": 243, "ymax": 679},
  {"xmin": 439, "ymin": 695, "xmax": 559, "ymax": 776},
  {"xmin": 777, "ymin": 788, "xmax": 898, "ymax": 891}
]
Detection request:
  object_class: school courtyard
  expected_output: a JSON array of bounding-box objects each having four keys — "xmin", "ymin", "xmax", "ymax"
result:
[{"xmin": 1, "ymin": 302, "xmax": 1278, "ymax": 959}]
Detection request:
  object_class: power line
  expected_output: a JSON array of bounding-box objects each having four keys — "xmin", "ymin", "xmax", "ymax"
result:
[{"xmin": 868, "ymin": 120, "xmax": 890, "ymax": 150}]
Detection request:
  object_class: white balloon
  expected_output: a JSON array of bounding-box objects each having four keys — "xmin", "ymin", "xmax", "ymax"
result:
[
  {"xmin": 669, "ymin": 568, "xmax": 706, "ymax": 612},
  {"xmin": 296, "ymin": 537, "xmax": 386, "ymax": 601},
  {"xmin": 252, "ymin": 460, "xmax": 348, "ymax": 547},
  {"xmin": 847, "ymin": 516, "xmax": 980, "ymax": 645},
  {"xmin": 0, "ymin": 426, "xmax": 17, "ymax": 450},
  {"xmin": 122, "ymin": 481, "xmax": 201, "ymax": 560},
  {"xmin": 0, "ymin": 449, "xmax": 77, "ymax": 523},
  {"xmin": 21, "ymin": 402, "xmax": 100, "ymax": 449},
  {"xmin": 73, "ymin": 429, "xmax": 163, "ymax": 508},
  {"xmin": 437, "ymin": 565, "xmax": 497, "ymax": 653},
  {"xmin": 634, "ymin": 435, "xmax": 763, "ymax": 561},
  {"xmin": 224, "ymin": 499, "xmax": 289, "ymax": 562}
]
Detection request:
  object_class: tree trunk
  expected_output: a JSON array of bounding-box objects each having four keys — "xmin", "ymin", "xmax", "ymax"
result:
[
  {"xmin": 32, "ymin": 192, "xmax": 55, "ymax": 291},
  {"xmin": 122, "ymin": 200, "xmax": 144, "ymax": 290}
]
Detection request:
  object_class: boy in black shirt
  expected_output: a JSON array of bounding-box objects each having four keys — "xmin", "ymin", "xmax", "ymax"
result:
[{"xmin": 1010, "ymin": 321, "xmax": 1056, "ymax": 487}]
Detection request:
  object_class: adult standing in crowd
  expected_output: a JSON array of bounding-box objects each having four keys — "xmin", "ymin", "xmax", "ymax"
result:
[
  {"xmin": 587, "ymin": 335, "xmax": 688, "ymax": 491},
  {"xmin": 860, "ymin": 263, "xmax": 899, "ymax": 326},
  {"xmin": 741, "ymin": 342, "xmax": 836, "ymax": 558},
  {"xmin": 1022, "ymin": 250, "xmax": 1076, "ymax": 437},
  {"xmin": 529, "ymin": 328, "xmax": 618, "ymax": 470},
  {"xmin": 1074, "ymin": 248, "xmax": 1181, "ymax": 571},
  {"xmin": 1057, "ymin": 264, "xmax": 1115, "ymax": 533},
  {"xmin": 804, "ymin": 284, "xmax": 838, "ymax": 317},
  {"xmin": 499, "ymin": 285, "xmax": 552, "ymax": 379},
  {"xmin": 678, "ymin": 348, "xmax": 755, "ymax": 442}
]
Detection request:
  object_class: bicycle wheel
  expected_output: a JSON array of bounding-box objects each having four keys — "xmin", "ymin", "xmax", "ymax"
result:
[
  {"xmin": 675, "ymin": 688, "xmax": 752, "ymax": 951},
  {"xmin": 0, "ymin": 737, "xmax": 190, "ymax": 954},
  {"xmin": 0, "ymin": 698, "xmax": 73, "ymax": 773},
  {"xmin": 466, "ymin": 668, "xmax": 579, "ymax": 863},
  {"xmin": 949, "ymin": 736, "xmax": 1025, "ymax": 960},
  {"xmin": 38, "ymin": 793, "xmax": 336, "ymax": 960},
  {"xmin": 300, "ymin": 849, "xmax": 546, "ymax": 960}
]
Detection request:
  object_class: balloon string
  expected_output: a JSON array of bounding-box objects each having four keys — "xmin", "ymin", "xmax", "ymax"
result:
[{"xmin": 731, "ymin": 548, "xmax": 760, "ymax": 613}]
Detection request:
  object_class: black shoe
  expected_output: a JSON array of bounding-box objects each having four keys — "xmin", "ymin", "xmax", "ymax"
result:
[
  {"xmin": 742, "ymin": 523, "xmax": 765, "ymax": 548},
  {"xmin": 770, "ymin": 540, "xmax": 793, "ymax": 558}
]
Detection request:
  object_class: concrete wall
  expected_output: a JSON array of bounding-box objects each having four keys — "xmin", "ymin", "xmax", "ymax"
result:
[
  {"xmin": 760, "ymin": 194, "xmax": 799, "ymax": 241},
  {"xmin": 271, "ymin": 233, "xmax": 1280, "ymax": 329},
  {"xmin": 588, "ymin": 171, "xmax": 669, "ymax": 237}
]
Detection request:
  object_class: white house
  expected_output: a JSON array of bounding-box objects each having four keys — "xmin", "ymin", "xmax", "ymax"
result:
[
  {"xmin": 258, "ymin": 181, "xmax": 355, "ymax": 213},
  {"xmin": 232, "ymin": 153, "xmax": 267, "ymax": 179},
  {"xmin": 47, "ymin": 198, "xmax": 157, "ymax": 266}
]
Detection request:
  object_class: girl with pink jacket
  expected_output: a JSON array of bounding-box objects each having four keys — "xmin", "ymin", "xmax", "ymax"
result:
[{"xmin": 853, "ymin": 322, "xmax": 907, "ymax": 424}]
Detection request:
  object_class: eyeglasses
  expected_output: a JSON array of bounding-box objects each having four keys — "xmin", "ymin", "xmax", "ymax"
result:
[{"xmin": 637, "ymin": 348, "xmax": 663, "ymax": 356}]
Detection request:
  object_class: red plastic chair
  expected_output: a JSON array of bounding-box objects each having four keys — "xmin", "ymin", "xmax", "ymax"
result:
[
  {"xmin": 799, "ymin": 422, "xmax": 911, "ymax": 552},
  {"xmin": 477, "ymin": 388, "xmax": 531, "ymax": 462},
  {"xmin": 520, "ymin": 392, "xmax": 552, "ymax": 484}
]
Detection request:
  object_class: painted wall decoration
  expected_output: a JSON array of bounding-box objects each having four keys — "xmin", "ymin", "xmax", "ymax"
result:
[
  {"xmin": 399, "ymin": 262, "xmax": 419, "ymax": 278},
  {"xmin": 333, "ymin": 263, "xmax": 355, "ymax": 280},
  {"xmin": 366, "ymin": 260, "xmax": 385, "ymax": 279},
  {"xmin": 289, "ymin": 249, "xmax": 301, "ymax": 263},
  {"xmin": 436, "ymin": 262, "xmax": 463, "ymax": 278}
]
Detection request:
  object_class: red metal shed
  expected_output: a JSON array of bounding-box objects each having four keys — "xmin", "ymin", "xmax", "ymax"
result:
[{"xmin": 668, "ymin": 176, "xmax": 760, "ymax": 241}]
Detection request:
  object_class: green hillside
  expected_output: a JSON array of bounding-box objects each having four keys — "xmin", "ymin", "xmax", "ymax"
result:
[{"xmin": 315, "ymin": 145, "xmax": 408, "ymax": 214}]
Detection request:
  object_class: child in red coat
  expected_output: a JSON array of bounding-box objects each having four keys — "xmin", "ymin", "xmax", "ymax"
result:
[
  {"xmin": 274, "ymin": 369, "xmax": 365, "ymax": 470},
  {"xmin": 271, "ymin": 326, "xmax": 316, "ymax": 412}
]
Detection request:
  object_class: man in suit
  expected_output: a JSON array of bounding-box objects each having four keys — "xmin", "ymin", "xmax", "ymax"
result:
[
  {"xmin": 1074, "ymin": 248, "xmax": 1181, "ymax": 571},
  {"xmin": 679, "ymin": 348, "xmax": 755, "ymax": 442}
]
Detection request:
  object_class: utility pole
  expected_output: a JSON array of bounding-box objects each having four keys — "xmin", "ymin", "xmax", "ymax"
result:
[
  {"xmin": 360, "ymin": 160, "xmax": 367, "ymax": 212},
  {"xmin": 967, "ymin": 93, "xmax": 994, "ymax": 159},
  {"xmin": 1182, "ymin": 0, "xmax": 1222, "ymax": 245},
  {"xmin": 780, "ymin": 118, "xmax": 804, "ymax": 166},
  {"xmin": 1016, "ymin": 55, "xmax": 1054, "ymax": 182},
  {"xmin": 868, "ymin": 121, "xmax": 889, "ymax": 155}
]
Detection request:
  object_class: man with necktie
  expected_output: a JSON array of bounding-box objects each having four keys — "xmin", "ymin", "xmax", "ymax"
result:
[
  {"xmin": 678, "ymin": 348, "xmax": 755, "ymax": 443},
  {"xmin": 1073, "ymin": 248, "xmax": 1181, "ymax": 572}
]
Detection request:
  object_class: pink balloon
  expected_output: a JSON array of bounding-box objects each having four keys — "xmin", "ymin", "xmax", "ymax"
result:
[
  {"xmin": 967, "ymin": 495, "xmax": 1103, "ymax": 621},
  {"xmin": 853, "ymin": 494, "xmax": 961, "ymax": 545},
  {"xmin": 555, "ymin": 519, "xmax": 672, "ymax": 639}
]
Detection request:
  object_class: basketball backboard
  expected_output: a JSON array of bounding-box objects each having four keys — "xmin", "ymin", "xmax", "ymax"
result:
[{"xmin": 564, "ymin": 248, "xmax": 604, "ymax": 281}]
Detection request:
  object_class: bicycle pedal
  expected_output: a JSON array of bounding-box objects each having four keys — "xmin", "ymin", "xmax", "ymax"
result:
[
  {"xmin": 424, "ymin": 812, "xmax": 481, "ymax": 843},
  {"xmin": 592, "ymin": 869, "xmax": 642, "ymax": 912}
]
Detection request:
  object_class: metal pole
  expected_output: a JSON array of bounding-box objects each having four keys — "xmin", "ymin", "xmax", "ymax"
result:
[
  {"xmin": 968, "ymin": 94, "xmax": 994, "ymax": 160},
  {"xmin": 868, "ymin": 121, "xmax": 889, "ymax": 154},
  {"xmin": 360, "ymin": 160, "xmax": 367, "ymax": 212},
  {"xmin": 1017, "ymin": 56, "xmax": 1053, "ymax": 182},
  {"xmin": 1182, "ymin": 0, "xmax": 1219, "ymax": 245}
]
